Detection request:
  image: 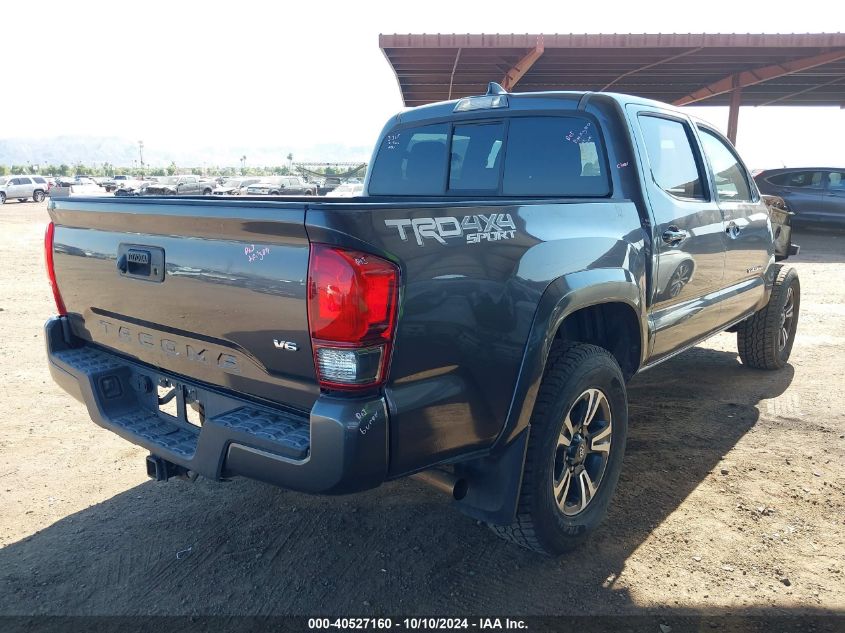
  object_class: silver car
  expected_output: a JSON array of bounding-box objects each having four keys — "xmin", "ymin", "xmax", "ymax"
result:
[{"xmin": 0, "ymin": 175, "xmax": 49, "ymax": 204}]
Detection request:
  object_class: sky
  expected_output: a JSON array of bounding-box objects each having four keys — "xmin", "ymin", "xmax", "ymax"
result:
[{"xmin": 1, "ymin": 0, "xmax": 843, "ymax": 168}]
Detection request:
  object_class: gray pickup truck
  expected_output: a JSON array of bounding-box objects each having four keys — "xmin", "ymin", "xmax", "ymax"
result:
[{"xmin": 44, "ymin": 84, "xmax": 799, "ymax": 555}]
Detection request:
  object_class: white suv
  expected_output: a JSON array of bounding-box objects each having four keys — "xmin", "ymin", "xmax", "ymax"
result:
[{"xmin": 0, "ymin": 175, "xmax": 49, "ymax": 204}]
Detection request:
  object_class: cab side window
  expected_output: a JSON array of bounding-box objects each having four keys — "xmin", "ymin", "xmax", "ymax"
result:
[
  {"xmin": 827, "ymin": 171, "xmax": 845, "ymax": 190},
  {"xmin": 697, "ymin": 128, "xmax": 752, "ymax": 202},
  {"xmin": 638, "ymin": 115, "xmax": 705, "ymax": 200},
  {"xmin": 767, "ymin": 171, "xmax": 823, "ymax": 188}
]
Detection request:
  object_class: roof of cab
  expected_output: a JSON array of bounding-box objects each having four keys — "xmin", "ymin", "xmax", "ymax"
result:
[{"xmin": 393, "ymin": 88, "xmax": 691, "ymax": 126}]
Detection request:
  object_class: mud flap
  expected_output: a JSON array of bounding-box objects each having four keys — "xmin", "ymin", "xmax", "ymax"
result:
[
  {"xmin": 454, "ymin": 427, "xmax": 529, "ymax": 526},
  {"xmin": 763, "ymin": 195, "xmax": 798, "ymax": 261}
]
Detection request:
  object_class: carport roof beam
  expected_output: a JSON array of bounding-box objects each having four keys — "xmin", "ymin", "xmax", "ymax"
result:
[
  {"xmin": 379, "ymin": 33, "xmax": 845, "ymax": 108},
  {"xmin": 501, "ymin": 35, "xmax": 545, "ymax": 91}
]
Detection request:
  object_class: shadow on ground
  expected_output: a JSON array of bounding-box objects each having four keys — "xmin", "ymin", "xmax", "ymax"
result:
[
  {"xmin": 790, "ymin": 228, "xmax": 845, "ymax": 264},
  {"xmin": 0, "ymin": 347, "xmax": 797, "ymax": 616}
]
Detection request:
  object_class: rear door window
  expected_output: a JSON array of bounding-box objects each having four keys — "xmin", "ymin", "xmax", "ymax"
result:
[
  {"xmin": 638, "ymin": 115, "xmax": 705, "ymax": 200},
  {"xmin": 827, "ymin": 171, "xmax": 845, "ymax": 191},
  {"xmin": 368, "ymin": 124, "xmax": 449, "ymax": 195},
  {"xmin": 18, "ymin": 177, "xmax": 32, "ymax": 185},
  {"xmin": 697, "ymin": 128, "xmax": 752, "ymax": 202},
  {"xmin": 502, "ymin": 117, "xmax": 608, "ymax": 196}
]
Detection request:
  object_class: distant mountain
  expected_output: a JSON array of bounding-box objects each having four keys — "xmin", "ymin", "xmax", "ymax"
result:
[{"xmin": 0, "ymin": 136, "xmax": 373, "ymax": 167}]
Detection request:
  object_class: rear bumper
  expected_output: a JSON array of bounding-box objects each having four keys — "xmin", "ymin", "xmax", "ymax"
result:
[{"xmin": 45, "ymin": 317, "xmax": 388, "ymax": 494}]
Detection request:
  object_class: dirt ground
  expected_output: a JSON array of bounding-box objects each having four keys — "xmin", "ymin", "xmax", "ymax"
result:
[{"xmin": 0, "ymin": 200, "xmax": 843, "ymax": 617}]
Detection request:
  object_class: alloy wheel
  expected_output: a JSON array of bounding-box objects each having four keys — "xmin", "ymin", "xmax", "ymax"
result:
[
  {"xmin": 779, "ymin": 286, "xmax": 795, "ymax": 351},
  {"xmin": 552, "ymin": 388, "xmax": 613, "ymax": 516}
]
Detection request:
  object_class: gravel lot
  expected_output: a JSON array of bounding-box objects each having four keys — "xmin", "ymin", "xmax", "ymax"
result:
[{"xmin": 0, "ymin": 200, "xmax": 843, "ymax": 617}]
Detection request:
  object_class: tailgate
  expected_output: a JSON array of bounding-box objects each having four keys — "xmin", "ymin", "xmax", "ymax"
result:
[{"xmin": 49, "ymin": 197, "xmax": 318, "ymax": 411}]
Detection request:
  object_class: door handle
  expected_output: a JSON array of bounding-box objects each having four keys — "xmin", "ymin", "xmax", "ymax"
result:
[
  {"xmin": 662, "ymin": 226, "xmax": 687, "ymax": 246},
  {"xmin": 725, "ymin": 221, "xmax": 742, "ymax": 239}
]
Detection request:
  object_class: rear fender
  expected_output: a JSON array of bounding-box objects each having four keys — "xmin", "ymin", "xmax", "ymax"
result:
[
  {"xmin": 454, "ymin": 270, "xmax": 644, "ymax": 525},
  {"xmin": 495, "ymin": 269, "xmax": 645, "ymax": 449}
]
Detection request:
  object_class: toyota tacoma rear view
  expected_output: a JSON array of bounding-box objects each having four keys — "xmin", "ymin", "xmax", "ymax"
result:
[{"xmin": 44, "ymin": 84, "xmax": 800, "ymax": 555}]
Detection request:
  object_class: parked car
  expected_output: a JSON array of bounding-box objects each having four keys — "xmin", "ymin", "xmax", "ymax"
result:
[
  {"xmin": 102, "ymin": 175, "xmax": 136, "ymax": 192},
  {"xmin": 113, "ymin": 178, "xmax": 152, "ymax": 196},
  {"xmin": 318, "ymin": 176, "xmax": 343, "ymax": 195},
  {"xmin": 44, "ymin": 84, "xmax": 799, "ymax": 556},
  {"xmin": 0, "ymin": 175, "xmax": 49, "ymax": 203},
  {"xmin": 140, "ymin": 175, "xmax": 216, "ymax": 196},
  {"xmin": 213, "ymin": 177, "xmax": 262, "ymax": 195},
  {"xmin": 246, "ymin": 176, "xmax": 317, "ymax": 196},
  {"xmin": 328, "ymin": 183, "xmax": 364, "ymax": 198},
  {"xmin": 50, "ymin": 177, "xmax": 104, "ymax": 197},
  {"xmin": 754, "ymin": 168, "xmax": 845, "ymax": 228}
]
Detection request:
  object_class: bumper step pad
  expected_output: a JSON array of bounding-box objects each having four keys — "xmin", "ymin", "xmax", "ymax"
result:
[{"xmin": 211, "ymin": 407, "xmax": 310, "ymax": 460}]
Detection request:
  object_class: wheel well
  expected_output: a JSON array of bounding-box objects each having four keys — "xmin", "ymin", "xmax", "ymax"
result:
[{"xmin": 555, "ymin": 302, "xmax": 641, "ymax": 380}]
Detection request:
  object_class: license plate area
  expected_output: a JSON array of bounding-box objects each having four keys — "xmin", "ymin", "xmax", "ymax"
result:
[{"xmin": 156, "ymin": 377, "xmax": 204, "ymax": 428}]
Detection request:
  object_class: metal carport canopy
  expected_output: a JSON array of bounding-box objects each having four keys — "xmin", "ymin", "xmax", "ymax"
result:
[{"xmin": 380, "ymin": 33, "xmax": 845, "ymax": 142}]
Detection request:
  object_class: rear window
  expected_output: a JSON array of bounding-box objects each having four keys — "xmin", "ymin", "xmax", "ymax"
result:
[
  {"xmin": 368, "ymin": 124, "xmax": 449, "ymax": 195},
  {"xmin": 449, "ymin": 122, "xmax": 504, "ymax": 191},
  {"xmin": 502, "ymin": 118, "xmax": 607, "ymax": 196},
  {"xmin": 368, "ymin": 116, "xmax": 609, "ymax": 197}
]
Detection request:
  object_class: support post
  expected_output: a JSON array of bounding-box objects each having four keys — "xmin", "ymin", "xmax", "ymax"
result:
[{"xmin": 727, "ymin": 75, "xmax": 742, "ymax": 145}]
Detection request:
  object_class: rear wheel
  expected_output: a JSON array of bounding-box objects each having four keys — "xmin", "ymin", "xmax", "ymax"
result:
[
  {"xmin": 202, "ymin": 188, "xmax": 212, "ymax": 195},
  {"xmin": 33, "ymin": 190, "xmax": 45, "ymax": 202},
  {"xmin": 492, "ymin": 342, "xmax": 628, "ymax": 555},
  {"xmin": 737, "ymin": 265, "xmax": 800, "ymax": 369}
]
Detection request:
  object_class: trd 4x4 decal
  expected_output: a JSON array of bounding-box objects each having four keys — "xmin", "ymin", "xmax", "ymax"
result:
[{"xmin": 385, "ymin": 214, "xmax": 516, "ymax": 246}]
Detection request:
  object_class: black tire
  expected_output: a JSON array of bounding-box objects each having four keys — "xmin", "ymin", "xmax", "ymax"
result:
[
  {"xmin": 1, "ymin": 192, "xmax": 7, "ymax": 204},
  {"xmin": 737, "ymin": 265, "xmax": 800, "ymax": 370},
  {"xmin": 492, "ymin": 342, "xmax": 628, "ymax": 555},
  {"xmin": 33, "ymin": 190, "xmax": 45, "ymax": 203},
  {"xmin": 202, "ymin": 188, "xmax": 212, "ymax": 195}
]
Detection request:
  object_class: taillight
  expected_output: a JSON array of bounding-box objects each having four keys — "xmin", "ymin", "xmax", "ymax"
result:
[
  {"xmin": 307, "ymin": 244, "xmax": 399, "ymax": 390},
  {"xmin": 44, "ymin": 222, "xmax": 67, "ymax": 316}
]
